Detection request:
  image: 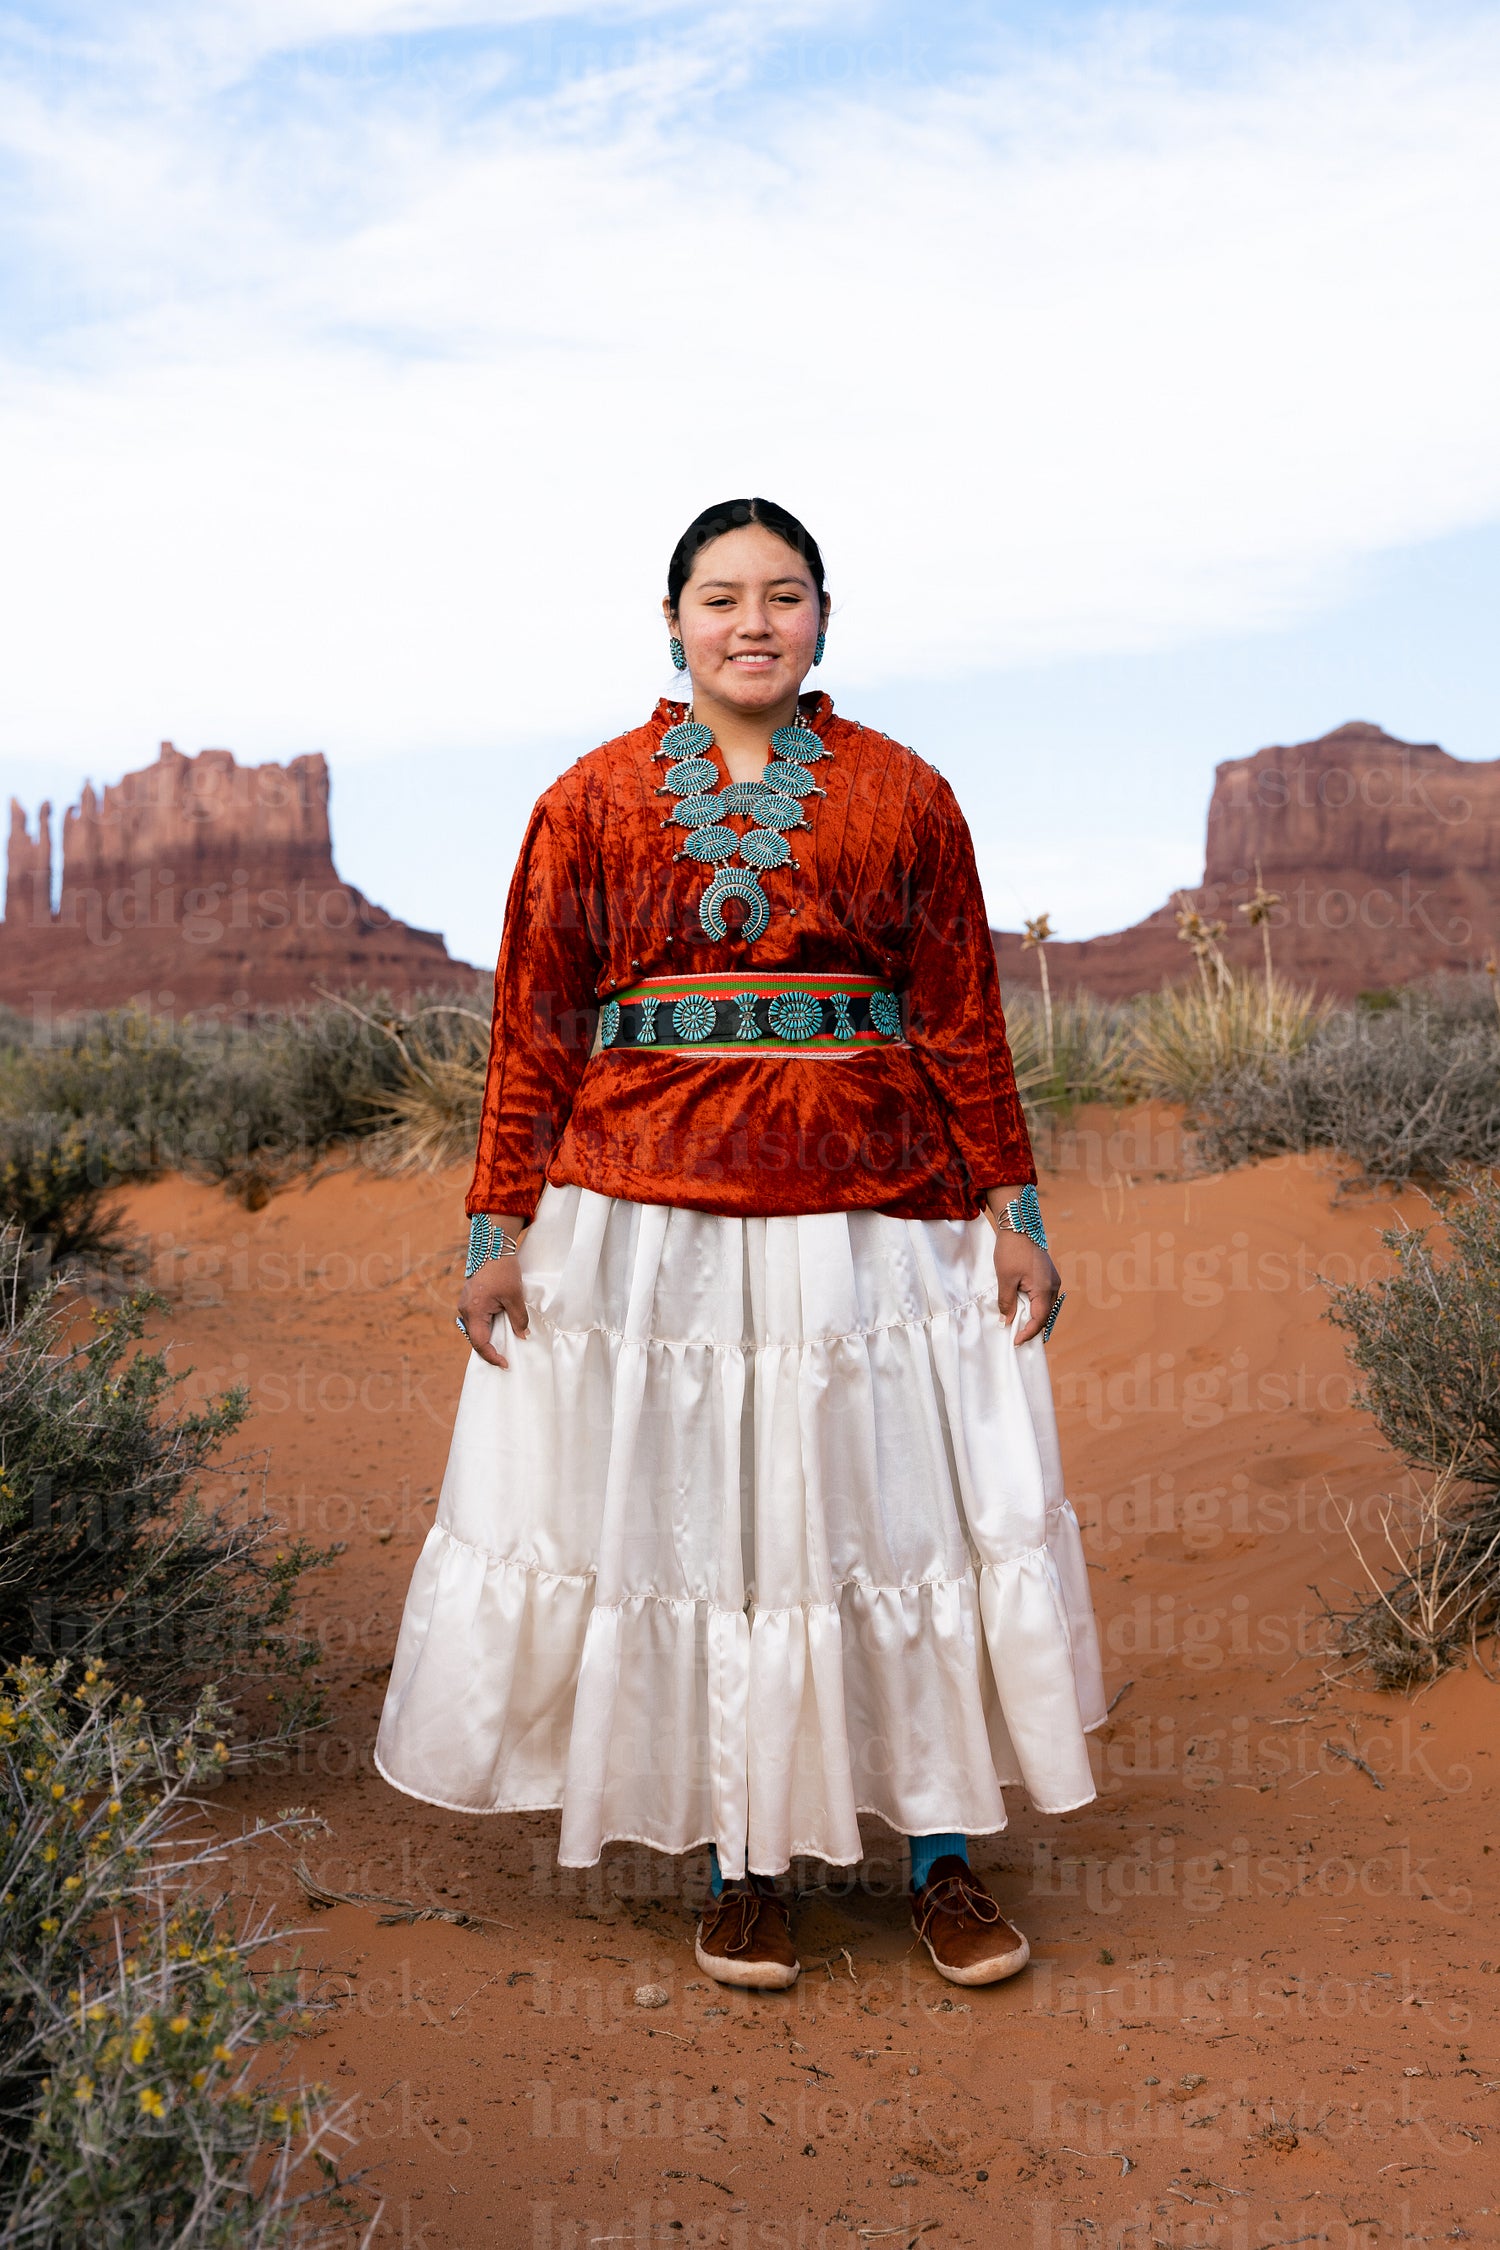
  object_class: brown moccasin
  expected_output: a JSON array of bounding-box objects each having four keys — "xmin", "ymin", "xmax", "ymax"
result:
[
  {"xmin": 912, "ymin": 1855, "xmax": 1030, "ymax": 1986},
  {"xmin": 695, "ymin": 1877, "xmax": 800, "ymax": 1990}
]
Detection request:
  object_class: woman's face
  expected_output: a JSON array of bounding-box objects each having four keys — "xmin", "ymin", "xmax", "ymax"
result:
[{"xmin": 665, "ymin": 524, "xmax": 828, "ymax": 715}]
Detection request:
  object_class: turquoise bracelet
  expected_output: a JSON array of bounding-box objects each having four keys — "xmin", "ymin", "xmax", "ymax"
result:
[
  {"xmin": 1002, "ymin": 1185, "xmax": 1065, "ymax": 1341},
  {"xmin": 465, "ymin": 1214, "xmax": 520, "ymax": 1276}
]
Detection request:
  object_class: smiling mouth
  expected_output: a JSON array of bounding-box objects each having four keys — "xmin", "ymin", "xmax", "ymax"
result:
[{"xmin": 729, "ymin": 652, "xmax": 778, "ymax": 665}]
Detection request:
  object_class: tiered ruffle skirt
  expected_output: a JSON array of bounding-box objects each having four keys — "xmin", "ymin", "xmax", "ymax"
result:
[{"xmin": 375, "ymin": 1185, "xmax": 1105, "ymax": 1877}]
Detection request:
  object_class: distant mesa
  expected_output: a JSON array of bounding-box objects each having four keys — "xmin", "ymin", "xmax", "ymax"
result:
[
  {"xmin": 5, "ymin": 720, "xmax": 1492, "ymax": 1019},
  {"xmin": 1, "ymin": 742, "xmax": 475, "ymax": 1014},
  {"xmin": 993, "ymin": 721, "xmax": 1500, "ymax": 1001}
]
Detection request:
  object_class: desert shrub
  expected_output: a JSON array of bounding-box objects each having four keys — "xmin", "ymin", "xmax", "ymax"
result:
[
  {"xmin": 1190, "ymin": 998, "xmax": 1500, "ymax": 1187},
  {"xmin": 1122, "ymin": 972, "xmax": 1329, "ymax": 1103},
  {"xmin": 0, "ymin": 1275, "xmax": 327, "ymax": 1738},
  {"xmin": 0, "ymin": 988, "xmax": 484, "ymax": 1207},
  {"xmin": 1326, "ymin": 1171, "xmax": 1500, "ymax": 1494},
  {"xmin": 1406, "ymin": 969, "xmax": 1500, "ymax": 1027},
  {"xmin": 0, "ymin": 1013, "xmax": 207, "ymax": 1175},
  {"xmin": 0, "ymin": 1658, "xmax": 359, "ymax": 2245},
  {"xmin": 1321, "ymin": 1170, "xmax": 1500, "ymax": 1685},
  {"xmin": 0, "ymin": 1121, "xmax": 132, "ymax": 1296}
]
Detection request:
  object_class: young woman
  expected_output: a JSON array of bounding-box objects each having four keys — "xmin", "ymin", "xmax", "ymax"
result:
[{"xmin": 376, "ymin": 497, "xmax": 1104, "ymax": 1990}]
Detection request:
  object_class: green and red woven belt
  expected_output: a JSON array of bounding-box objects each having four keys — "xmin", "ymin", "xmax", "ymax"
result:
[{"xmin": 598, "ymin": 972, "xmax": 904, "ymax": 1053}]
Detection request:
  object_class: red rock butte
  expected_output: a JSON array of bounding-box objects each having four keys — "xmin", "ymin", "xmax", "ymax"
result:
[
  {"xmin": 993, "ymin": 720, "xmax": 1500, "ymax": 1001},
  {"xmin": 1, "ymin": 743, "xmax": 472, "ymax": 1015}
]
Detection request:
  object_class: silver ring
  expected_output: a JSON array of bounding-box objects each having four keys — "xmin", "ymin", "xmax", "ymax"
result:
[{"xmin": 454, "ymin": 1314, "xmax": 468, "ymax": 1337}]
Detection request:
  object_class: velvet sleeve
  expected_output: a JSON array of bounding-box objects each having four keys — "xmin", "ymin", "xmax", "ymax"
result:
[
  {"xmin": 902, "ymin": 774, "xmax": 1036, "ymax": 1195},
  {"xmin": 465, "ymin": 783, "xmax": 604, "ymax": 1222}
]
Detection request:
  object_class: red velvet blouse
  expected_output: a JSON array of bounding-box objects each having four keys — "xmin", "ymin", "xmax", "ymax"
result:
[{"xmin": 466, "ymin": 695, "xmax": 1035, "ymax": 1222}]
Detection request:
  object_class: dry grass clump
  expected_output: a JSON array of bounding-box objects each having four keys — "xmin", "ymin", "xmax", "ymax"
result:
[
  {"xmin": 0, "ymin": 1659, "xmax": 365, "ymax": 2246},
  {"xmin": 1321, "ymin": 1170, "xmax": 1500, "ymax": 1686},
  {"xmin": 316, "ymin": 994, "xmax": 490, "ymax": 1174},
  {"xmin": 1004, "ymin": 991, "xmax": 1131, "ymax": 1116},
  {"xmin": 1122, "ymin": 972, "xmax": 1330, "ymax": 1103},
  {"xmin": 1328, "ymin": 1473, "xmax": 1500, "ymax": 1689}
]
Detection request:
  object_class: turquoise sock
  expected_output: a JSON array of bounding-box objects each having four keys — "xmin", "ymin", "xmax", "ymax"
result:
[
  {"xmin": 708, "ymin": 1844, "xmax": 724, "ymax": 1899},
  {"xmin": 909, "ymin": 1832, "xmax": 967, "ymax": 1891}
]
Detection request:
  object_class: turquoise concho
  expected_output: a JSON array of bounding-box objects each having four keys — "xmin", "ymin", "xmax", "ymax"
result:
[
  {"xmin": 660, "ymin": 720, "xmax": 713, "ymax": 759},
  {"xmin": 737, "ymin": 828, "xmax": 792, "ymax": 869},
  {"xmin": 766, "ymin": 989, "xmax": 822, "ymax": 1041},
  {"xmin": 719, "ymin": 780, "xmax": 770, "ymax": 815},
  {"xmin": 752, "ymin": 791, "xmax": 806, "ymax": 832},
  {"xmin": 771, "ymin": 724, "xmax": 826, "ymax": 762},
  {"xmin": 682, "ymin": 824, "xmax": 739, "ymax": 863},
  {"xmin": 599, "ymin": 999, "xmax": 620, "ymax": 1047},
  {"xmin": 663, "ymin": 756, "xmax": 718, "ymax": 794},
  {"xmin": 868, "ymin": 989, "xmax": 902, "ymax": 1039},
  {"xmin": 672, "ymin": 793, "xmax": 726, "ymax": 830},
  {"xmin": 763, "ymin": 760, "xmax": 817, "ymax": 797},
  {"xmin": 671, "ymin": 993, "xmax": 716, "ymax": 1042}
]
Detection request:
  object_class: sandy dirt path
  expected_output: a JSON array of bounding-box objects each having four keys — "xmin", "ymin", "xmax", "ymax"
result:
[{"xmin": 122, "ymin": 1113, "xmax": 1498, "ymax": 2249}]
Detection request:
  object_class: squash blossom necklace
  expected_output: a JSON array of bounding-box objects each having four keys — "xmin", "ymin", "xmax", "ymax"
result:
[{"xmin": 653, "ymin": 707, "xmax": 828, "ymax": 944}]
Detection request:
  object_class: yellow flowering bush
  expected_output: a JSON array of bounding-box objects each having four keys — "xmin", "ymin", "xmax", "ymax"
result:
[{"xmin": 0, "ymin": 1660, "xmax": 358, "ymax": 2244}]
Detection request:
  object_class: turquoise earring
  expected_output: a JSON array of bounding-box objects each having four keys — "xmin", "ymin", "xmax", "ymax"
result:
[
  {"xmin": 813, "ymin": 629, "xmax": 826, "ymax": 666},
  {"xmin": 669, "ymin": 636, "xmax": 687, "ymax": 671}
]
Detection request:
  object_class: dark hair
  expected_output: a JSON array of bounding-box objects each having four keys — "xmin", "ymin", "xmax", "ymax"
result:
[{"xmin": 666, "ymin": 496, "xmax": 827, "ymax": 611}]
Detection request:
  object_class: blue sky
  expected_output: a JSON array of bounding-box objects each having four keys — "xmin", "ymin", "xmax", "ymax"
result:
[{"xmin": 2, "ymin": 0, "xmax": 1498, "ymax": 965}]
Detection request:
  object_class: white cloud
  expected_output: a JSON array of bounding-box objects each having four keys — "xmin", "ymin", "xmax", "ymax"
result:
[{"xmin": 1, "ymin": 2, "xmax": 1498, "ymax": 774}]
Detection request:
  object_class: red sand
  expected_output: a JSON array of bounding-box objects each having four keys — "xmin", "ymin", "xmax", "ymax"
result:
[{"xmin": 120, "ymin": 1111, "xmax": 1499, "ymax": 2248}]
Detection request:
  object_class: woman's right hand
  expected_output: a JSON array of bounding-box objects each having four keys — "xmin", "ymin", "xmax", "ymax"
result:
[{"xmin": 456, "ymin": 1222, "xmax": 530, "ymax": 1368}]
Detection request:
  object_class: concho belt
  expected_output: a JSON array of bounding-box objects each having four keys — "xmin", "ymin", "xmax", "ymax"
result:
[{"xmin": 598, "ymin": 972, "xmax": 904, "ymax": 1053}]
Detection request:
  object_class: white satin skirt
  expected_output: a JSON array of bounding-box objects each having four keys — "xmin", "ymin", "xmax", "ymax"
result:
[{"xmin": 375, "ymin": 1184, "xmax": 1105, "ymax": 1878}]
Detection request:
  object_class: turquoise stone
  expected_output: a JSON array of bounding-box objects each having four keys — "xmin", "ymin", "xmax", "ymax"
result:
[
  {"xmin": 671, "ymin": 993, "xmax": 716, "ymax": 1041},
  {"xmin": 663, "ymin": 756, "xmax": 718, "ymax": 794},
  {"xmin": 766, "ymin": 989, "xmax": 821, "ymax": 1041},
  {"xmin": 868, "ymin": 989, "xmax": 901, "ymax": 1039},
  {"xmin": 719, "ymin": 780, "xmax": 769, "ymax": 815},
  {"xmin": 771, "ymin": 724, "xmax": 824, "ymax": 761},
  {"xmin": 752, "ymin": 792, "xmax": 805, "ymax": 831},
  {"xmin": 671, "ymin": 793, "xmax": 725, "ymax": 829},
  {"xmin": 599, "ymin": 999, "xmax": 620, "ymax": 1046},
  {"xmin": 737, "ymin": 828, "xmax": 792, "ymax": 869},
  {"xmin": 662, "ymin": 720, "xmax": 713, "ymax": 758},
  {"xmin": 762, "ymin": 760, "xmax": 816, "ymax": 797},
  {"xmin": 682, "ymin": 824, "xmax": 738, "ymax": 862}
]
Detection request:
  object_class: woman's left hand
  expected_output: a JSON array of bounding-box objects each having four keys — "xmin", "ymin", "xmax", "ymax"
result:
[{"xmin": 993, "ymin": 1227, "xmax": 1061, "ymax": 1346}]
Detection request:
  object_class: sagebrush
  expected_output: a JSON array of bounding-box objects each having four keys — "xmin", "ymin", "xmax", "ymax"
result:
[
  {"xmin": 0, "ymin": 1262, "xmax": 328, "ymax": 1738},
  {"xmin": 1321, "ymin": 1169, "xmax": 1500, "ymax": 1686},
  {"xmin": 0, "ymin": 1658, "xmax": 365, "ymax": 2247},
  {"xmin": 0, "ymin": 989, "xmax": 486, "ymax": 1228},
  {"xmin": 1191, "ymin": 992, "xmax": 1500, "ymax": 1188}
]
